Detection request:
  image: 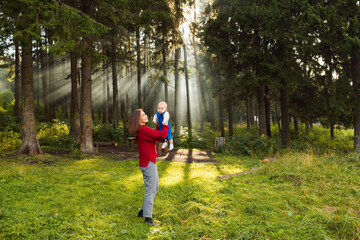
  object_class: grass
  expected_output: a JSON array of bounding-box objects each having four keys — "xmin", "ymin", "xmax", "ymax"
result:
[{"xmin": 0, "ymin": 150, "xmax": 359, "ymax": 239}]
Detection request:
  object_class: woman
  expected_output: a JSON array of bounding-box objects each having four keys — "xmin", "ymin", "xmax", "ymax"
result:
[{"xmin": 128, "ymin": 109, "xmax": 169, "ymax": 226}]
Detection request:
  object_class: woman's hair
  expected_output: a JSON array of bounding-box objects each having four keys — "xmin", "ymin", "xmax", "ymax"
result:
[{"xmin": 128, "ymin": 109, "xmax": 142, "ymax": 136}]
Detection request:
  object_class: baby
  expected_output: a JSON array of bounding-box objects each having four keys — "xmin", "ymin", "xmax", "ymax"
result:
[{"xmin": 153, "ymin": 101, "xmax": 174, "ymax": 150}]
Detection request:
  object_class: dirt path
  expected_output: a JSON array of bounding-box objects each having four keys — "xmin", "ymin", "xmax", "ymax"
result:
[
  {"xmin": 43, "ymin": 145, "xmax": 218, "ymax": 164},
  {"xmin": 98, "ymin": 146, "xmax": 218, "ymax": 163}
]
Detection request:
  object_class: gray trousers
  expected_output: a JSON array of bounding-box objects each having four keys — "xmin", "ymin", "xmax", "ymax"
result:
[{"xmin": 140, "ymin": 161, "xmax": 159, "ymax": 218}]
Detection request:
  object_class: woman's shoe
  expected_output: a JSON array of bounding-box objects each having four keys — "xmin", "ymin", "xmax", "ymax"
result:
[
  {"xmin": 137, "ymin": 209, "xmax": 143, "ymax": 217},
  {"xmin": 145, "ymin": 217, "xmax": 160, "ymax": 227}
]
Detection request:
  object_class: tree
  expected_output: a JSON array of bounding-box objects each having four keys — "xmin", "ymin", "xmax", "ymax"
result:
[
  {"xmin": 191, "ymin": 0, "xmax": 204, "ymax": 132},
  {"xmin": 79, "ymin": 0, "xmax": 95, "ymax": 154},
  {"xmin": 17, "ymin": 38, "xmax": 43, "ymax": 155},
  {"xmin": 0, "ymin": 0, "xmax": 57, "ymax": 155}
]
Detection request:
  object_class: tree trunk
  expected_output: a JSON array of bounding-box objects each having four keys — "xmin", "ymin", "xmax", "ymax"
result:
[
  {"xmin": 35, "ymin": 44, "xmax": 40, "ymax": 107},
  {"xmin": 79, "ymin": 0, "xmax": 94, "ymax": 154},
  {"xmin": 219, "ymin": 93, "xmax": 225, "ymax": 137},
  {"xmin": 257, "ymin": 84, "xmax": 267, "ymax": 136},
  {"xmin": 107, "ymin": 66, "xmax": 112, "ymax": 124},
  {"xmin": 14, "ymin": 44, "xmax": 21, "ymax": 118},
  {"xmin": 136, "ymin": 27, "xmax": 142, "ymax": 108},
  {"xmin": 294, "ymin": 115, "xmax": 299, "ymax": 137},
  {"xmin": 209, "ymin": 96, "xmax": 216, "ymax": 130},
  {"xmin": 275, "ymin": 102, "xmax": 282, "ymax": 133},
  {"xmin": 112, "ymin": 40, "xmax": 118, "ymax": 128},
  {"xmin": 246, "ymin": 91, "xmax": 251, "ymax": 129},
  {"xmin": 80, "ymin": 45, "xmax": 94, "ymax": 154},
  {"xmin": 280, "ymin": 88, "xmax": 290, "ymax": 147},
  {"xmin": 265, "ymin": 84, "xmax": 271, "ymax": 137},
  {"xmin": 70, "ymin": 52, "xmax": 81, "ymax": 143},
  {"xmin": 351, "ymin": 51, "xmax": 360, "ymax": 150},
  {"xmin": 39, "ymin": 41, "xmax": 49, "ymax": 122},
  {"xmin": 228, "ymin": 101, "xmax": 233, "ymax": 137},
  {"xmin": 330, "ymin": 119, "xmax": 334, "ymax": 139},
  {"xmin": 174, "ymin": 47, "xmax": 180, "ymax": 132},
  {"xmin": 192, "ymin": 3, "xmax": 204, "ymax": 132},
  {"xmin": 17, "ymin": 41, "xmax": 42, "ymax": 155},
  {"xmin": 163, "ymin": 38, "xmax": 168, "ymax": 103},
  {"xmin": 61, "ymin": 57, "xmax": 68, "ymax": 119},
  {"xmin": 48, "ymin": 45, "xmax": 55, "ymax": 121},
  {"xmin": 249, "ymin": 95, "xmax": 254, "ymax": 126},
  {"xmin": 183, "ymin": 43, "xmax": 192, "ymax": 137},
  {"xmin": 102, "ymin": 61, "xmax": 107, "ymax": 123}
]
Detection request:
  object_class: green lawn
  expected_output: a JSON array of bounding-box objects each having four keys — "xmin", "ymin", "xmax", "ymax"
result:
[{"xmin": 0, "ymin": 151, "xmax": 359, "ymax": 239}]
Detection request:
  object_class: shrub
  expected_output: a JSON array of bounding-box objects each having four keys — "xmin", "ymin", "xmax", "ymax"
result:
[
  {"xmin": 93, "ymin": 124, "xmax": 124, "ymax": 143},
  {"xmin": 37, "ymin": 120, "xmax": 70, "ymax": 146},
  {"xmin": 222, "ymin": 134, "xmax": 275, "ymax": 157},
  {"xmin": 173, "ymin": 126, "xmax": 208, "ymax": 149},
  {"xmin": 0, "ymin": 89, "xmax": 14, "ymax": 110},
  {"xmin": 0, "ymin": 130, "xmax": 21, "ymax": 154}
]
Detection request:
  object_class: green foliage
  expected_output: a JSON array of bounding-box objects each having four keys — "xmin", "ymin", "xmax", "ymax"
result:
[
  {"xmin": 0, "ymin": 91, "xmax": 20, "ymax": 132},
  {"xmin": 215, "ymin": 124, "xmax": 354, "ymax": 158},
  {"xmin": 37, "ymin": 120, "xmax": 70, "ymax": 146},
  {"xmin": 93, "ymin": 124, "xmax": 124, "ymax": 143},
  {"xmin": 0, "ymin": 89, "xmax": 14, "ymax": 109},
  {"xmin": 173, "ymin": 126, "xmax": 209, "ymax": 149},
  {"xmin": 0, "ymin": 130, "xmax": 21, "ymax": 155}
]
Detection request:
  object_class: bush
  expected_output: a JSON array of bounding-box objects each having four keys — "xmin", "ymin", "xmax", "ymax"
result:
[
  {"xmin": 0, "ymin": 130, "xmax": 21, "ymax": 154},
  {"xmin": 173, "ymin": 126, "xmax": 208, "ymax": 149},
  {"xmin": 0, "ymin": 89, "xmax": 14, "ymax": 110},
  {"xmin": 93, "ymin": 124, "xmax": 124, "ymax": 143},
  {"xmin": 221, "ymin": 134, "xmax": 275, "ymax": 157},
  {"xmin": 37, "ymin": 120, "xmax": 70, "ymax": 146}
]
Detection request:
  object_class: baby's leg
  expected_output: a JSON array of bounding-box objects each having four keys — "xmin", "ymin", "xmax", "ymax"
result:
[{"xmin": 169, "ymin": 139, "xmax": 174, "ymax": 150}]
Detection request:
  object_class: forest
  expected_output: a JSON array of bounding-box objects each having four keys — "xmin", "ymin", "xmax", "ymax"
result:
[{"xmin": 0, "ymin": 0, "xmax": 360, "ymax": 239}]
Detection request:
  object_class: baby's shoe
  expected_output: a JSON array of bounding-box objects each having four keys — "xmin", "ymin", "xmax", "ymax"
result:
[
  {"xmin": 169, "ymin": 144, "xmax": 174, "ymax": 151},
  {"xmin": 162, "ymin": 142, "xmax": 168, "ymax": 149}
]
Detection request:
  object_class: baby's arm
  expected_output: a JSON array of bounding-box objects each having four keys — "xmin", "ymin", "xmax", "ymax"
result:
[
  {"xmin": 163, "ymin": 112, "xmax": 170, "ymax": 124},
  {"xmin": 153, "ymin": 114, "xmax": 158, "ymax": 124}
]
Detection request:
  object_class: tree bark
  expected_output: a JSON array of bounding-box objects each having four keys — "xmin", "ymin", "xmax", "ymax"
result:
[
  {"xmin": 35, "ymin": 44, "xmax": 40, "ymax": 107},
  {"xmin": 79, "ymin": 0, "xmax": 95, "ymax": 154},
  {"xmin": 257, "ymin": 84, "xmax": 267, "ymax": 136},
  {"xmin": 280, "ymin": 88, "xmax": 290, "ymax": 147},
  {"xmin": 112, "ymin": 40, "xmax": 118, "ymax": 128},
  {"xmin": 80, "ymin": 46, "xmax": 94, "ymax": 154},
  {"xmin": 245, "ymin": 91, "xmax": 251, "ymax": 129},
  {"xmin": 61, "ymin": 57, "xmax": 68, "ymax": 119},
  {"xmin": 174, "ymin": 47, "xmax": 180, "ymax": 132},
  {"xmin": 102, "ymin": 62, "xmax": 107, "ymax": 123},
  {"xmin": 228, "ymin": 101, "xmax": 233, "ymax": 137},
  {"xmin": 351, "ymin": 51, "xmax": 360, "ymax": 150},
  {"xmin": 183, "ymin": 43, "xmax": 192, "ymax": 137},
  {"xmin": 294, "ymin": 115, "xmax": 299, "ymax": 137},
  {"xmin": 163, "ymin": 37, "xmax": 168, "ymax": 103},
  {"xmin": 17, "ymin": 41, "xmax": 42, "ymax": 155},
  {"xmin": 219, "ymin": 93, "xmax": 225, "ymax": 137},
  {"xmin": 47, "ymin": 33, "xmax": 55, "ymax": 120},
  {"xmin": 136, "ymin": 27, "xmax": 142, "ymax": 108},
  {"xmin": 107, "ymin": 65, "xmax": 112, "ymax": 124},
  {"xmin": 265, "ymin": 84, "xmax": 271, "ymax": 137},
  {"xmin": 209, "ymin": 96, "xmax": 216, "ymax": 130},
  {"xmin": 192, "ymin": 3, "xmax": 204, "ymax": 132},
  {"xmin": 249, "ymin": 95, "xmax": 255, "ymax": 126},
  {"xmin": 70, "ymin": 52, "xmax": 81, "ymax": 142},
  {"xmin": 39, "ymin": 41, "xmax": 49, "ymax": 122},
  {"xmin": 14, "ymin": 44, "xmax": 21, "ymax": 118}
]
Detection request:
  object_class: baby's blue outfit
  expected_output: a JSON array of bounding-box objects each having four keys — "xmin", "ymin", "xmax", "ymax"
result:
[{"xmin": 156, "ymin": 111, "xmax": 173, "ymax": 143}]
